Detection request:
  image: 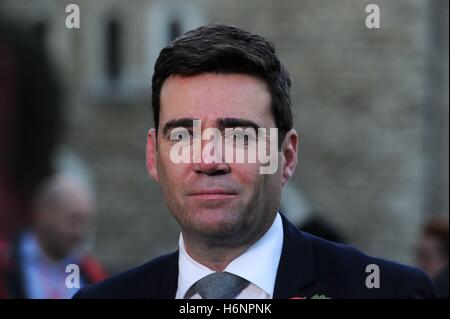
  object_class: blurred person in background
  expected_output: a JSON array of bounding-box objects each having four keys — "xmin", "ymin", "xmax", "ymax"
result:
[
  {"xmin": 416, "ymin": 215, "xmax": 449, "ymax": 298},
  {"xmin": 0, "ymin": 173, "xmax": 107, "ymax": 298},
  {"xmin": 0, "ymin": 16, "xmax": 106, "ymax": 298}
]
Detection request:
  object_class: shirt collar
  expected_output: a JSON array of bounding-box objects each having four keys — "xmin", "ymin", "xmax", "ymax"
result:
[{"xmin": 176, "ymin": 212, "xmax": 284, "ymax": 298}]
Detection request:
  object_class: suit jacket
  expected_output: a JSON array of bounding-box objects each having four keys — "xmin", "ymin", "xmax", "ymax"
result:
[{"xmin": 73, "ymin": 215, "xmax": 437, "ymax": 299}]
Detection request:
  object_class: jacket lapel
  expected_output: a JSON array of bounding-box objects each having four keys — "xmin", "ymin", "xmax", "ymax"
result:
[{"xmin": 273, "ymin": 215, "xmax": 317, "ymax": 298}]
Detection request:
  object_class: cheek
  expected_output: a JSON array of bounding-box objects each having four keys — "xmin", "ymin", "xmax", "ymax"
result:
[
  {"xmin": 231, "ymin": 159, "xmax": 282, "ymax": 183},
  {"xmin": 156, "ymin": 152, "xmax": 190, "ymax": 193},
  {"xmin": 229, "ymin": 163, "xmax": 263, "ymax": 189},
  {"xmin": 156, "ymin": 147, "xmax": 178, "ymax": 179},
  {"xmin": 237, "ymin": 164, "xmax": 283, "ymax": 202}
]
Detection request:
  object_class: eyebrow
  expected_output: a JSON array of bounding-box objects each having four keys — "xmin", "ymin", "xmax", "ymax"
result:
[
  {"xmin": 162, "ymin": 118, "xmax": 196, "ymax": 136},
  {"xmin": 217, "ymin": 118, "xmax": 261, "ymax": 132},
  {"xmin": 161, "ymin": 117, "xmax": 262, "ymax": 136}
]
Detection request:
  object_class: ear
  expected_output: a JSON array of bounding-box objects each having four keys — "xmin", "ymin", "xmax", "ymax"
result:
[
  {"xmin": 146, "ymin": 128, "xmax": 160, "ymax": 182},
  {"xmin": 281, "ymin": 129, "xmax": 298, "ymax": 185}
]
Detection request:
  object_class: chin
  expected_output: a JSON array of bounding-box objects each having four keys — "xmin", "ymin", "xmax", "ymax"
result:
[{"xmin": 188, "ymin": 209, "xmax": 245, "ymax": 237}]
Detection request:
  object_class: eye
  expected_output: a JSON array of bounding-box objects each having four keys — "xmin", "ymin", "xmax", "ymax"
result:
[
  {"xmin": 176, "ymin": 132, "xmax": 188, "ymax": 140},
  {"xmin": 170, "ymin": 129, "xmax": 191, "ymax": 141},
  {"xmin": 229, "ymin": 130, "xmax": 256, "ymax": 145},
  {"xmin": 233, "ymin": 131, "xmax": 247, "ymax": 143}
]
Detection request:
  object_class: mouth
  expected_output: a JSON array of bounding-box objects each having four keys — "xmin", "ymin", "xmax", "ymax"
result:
[{"xmin": 187, "ymin": 189, "xmax": 237, "ymax": 200}]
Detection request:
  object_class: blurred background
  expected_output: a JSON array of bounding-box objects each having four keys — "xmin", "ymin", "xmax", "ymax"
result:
[{"xmin": 0, "ymin": 0, "xmax": 448, "ymax": 298}]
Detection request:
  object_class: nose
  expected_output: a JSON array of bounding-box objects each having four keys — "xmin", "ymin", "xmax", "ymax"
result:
[
  {"xmin": 194, "ymin": 160, "xmax": 230, "ymax": 176},
  {"xmin": 193, "ymin": 138, "xmax": 230, "ymax": 176}
]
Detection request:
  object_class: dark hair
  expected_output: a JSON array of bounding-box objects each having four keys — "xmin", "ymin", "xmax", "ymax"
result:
[{"xmin": 151, "ymin": 23, "xmax": 292, "ymax": 143}]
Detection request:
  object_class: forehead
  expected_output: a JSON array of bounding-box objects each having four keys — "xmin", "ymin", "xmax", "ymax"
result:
[{"xmin": 159, "ymin": 73, "xmax": 273, "ymax": 126}]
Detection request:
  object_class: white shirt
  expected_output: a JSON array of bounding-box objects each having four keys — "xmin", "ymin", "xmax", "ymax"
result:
[{"xmin": 175, "ymin": 213, "xmax": 284, "ymax": 299}]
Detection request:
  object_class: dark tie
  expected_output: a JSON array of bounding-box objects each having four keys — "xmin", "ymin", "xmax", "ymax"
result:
[{"xmin": 184, "ymin": 272, "xmax": 250, "ymax": 299}]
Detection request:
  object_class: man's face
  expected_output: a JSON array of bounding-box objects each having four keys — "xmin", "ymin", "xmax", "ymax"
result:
[
  {"xmin": 35, "ymin": 183, "xmax": 94, "ymax": 260},
  {"xmin": 147, "ymin": 73, "xmax": 297, "ymax": 246}
]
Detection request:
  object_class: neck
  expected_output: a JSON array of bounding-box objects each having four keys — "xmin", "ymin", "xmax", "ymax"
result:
[
  {"xmin": 181, "ymin": 214, "xmax": 276, "ymax": 271},
  {"xmin": 183, "ymin": 238, "xmax": 250, "ymax": 271}
]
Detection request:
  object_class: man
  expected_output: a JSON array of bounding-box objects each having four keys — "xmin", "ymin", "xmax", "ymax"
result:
[
  {"xmin": 74, "ymin": 24, "xmax": 437, "ymax": 299},
  {"xmin": 0, "ymin": 173, "xmax": 107, "ymax": 298}
]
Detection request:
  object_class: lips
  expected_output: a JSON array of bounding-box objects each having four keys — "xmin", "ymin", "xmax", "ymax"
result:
[{"xmin": 187, "ymin": 189, "xmax": 237, "ymax": 199}]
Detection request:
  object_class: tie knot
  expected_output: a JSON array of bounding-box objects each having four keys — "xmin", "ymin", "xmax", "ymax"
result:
[{"xmin": 185, "ymin": 272, "xmax": 250, "ymax": 299}]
